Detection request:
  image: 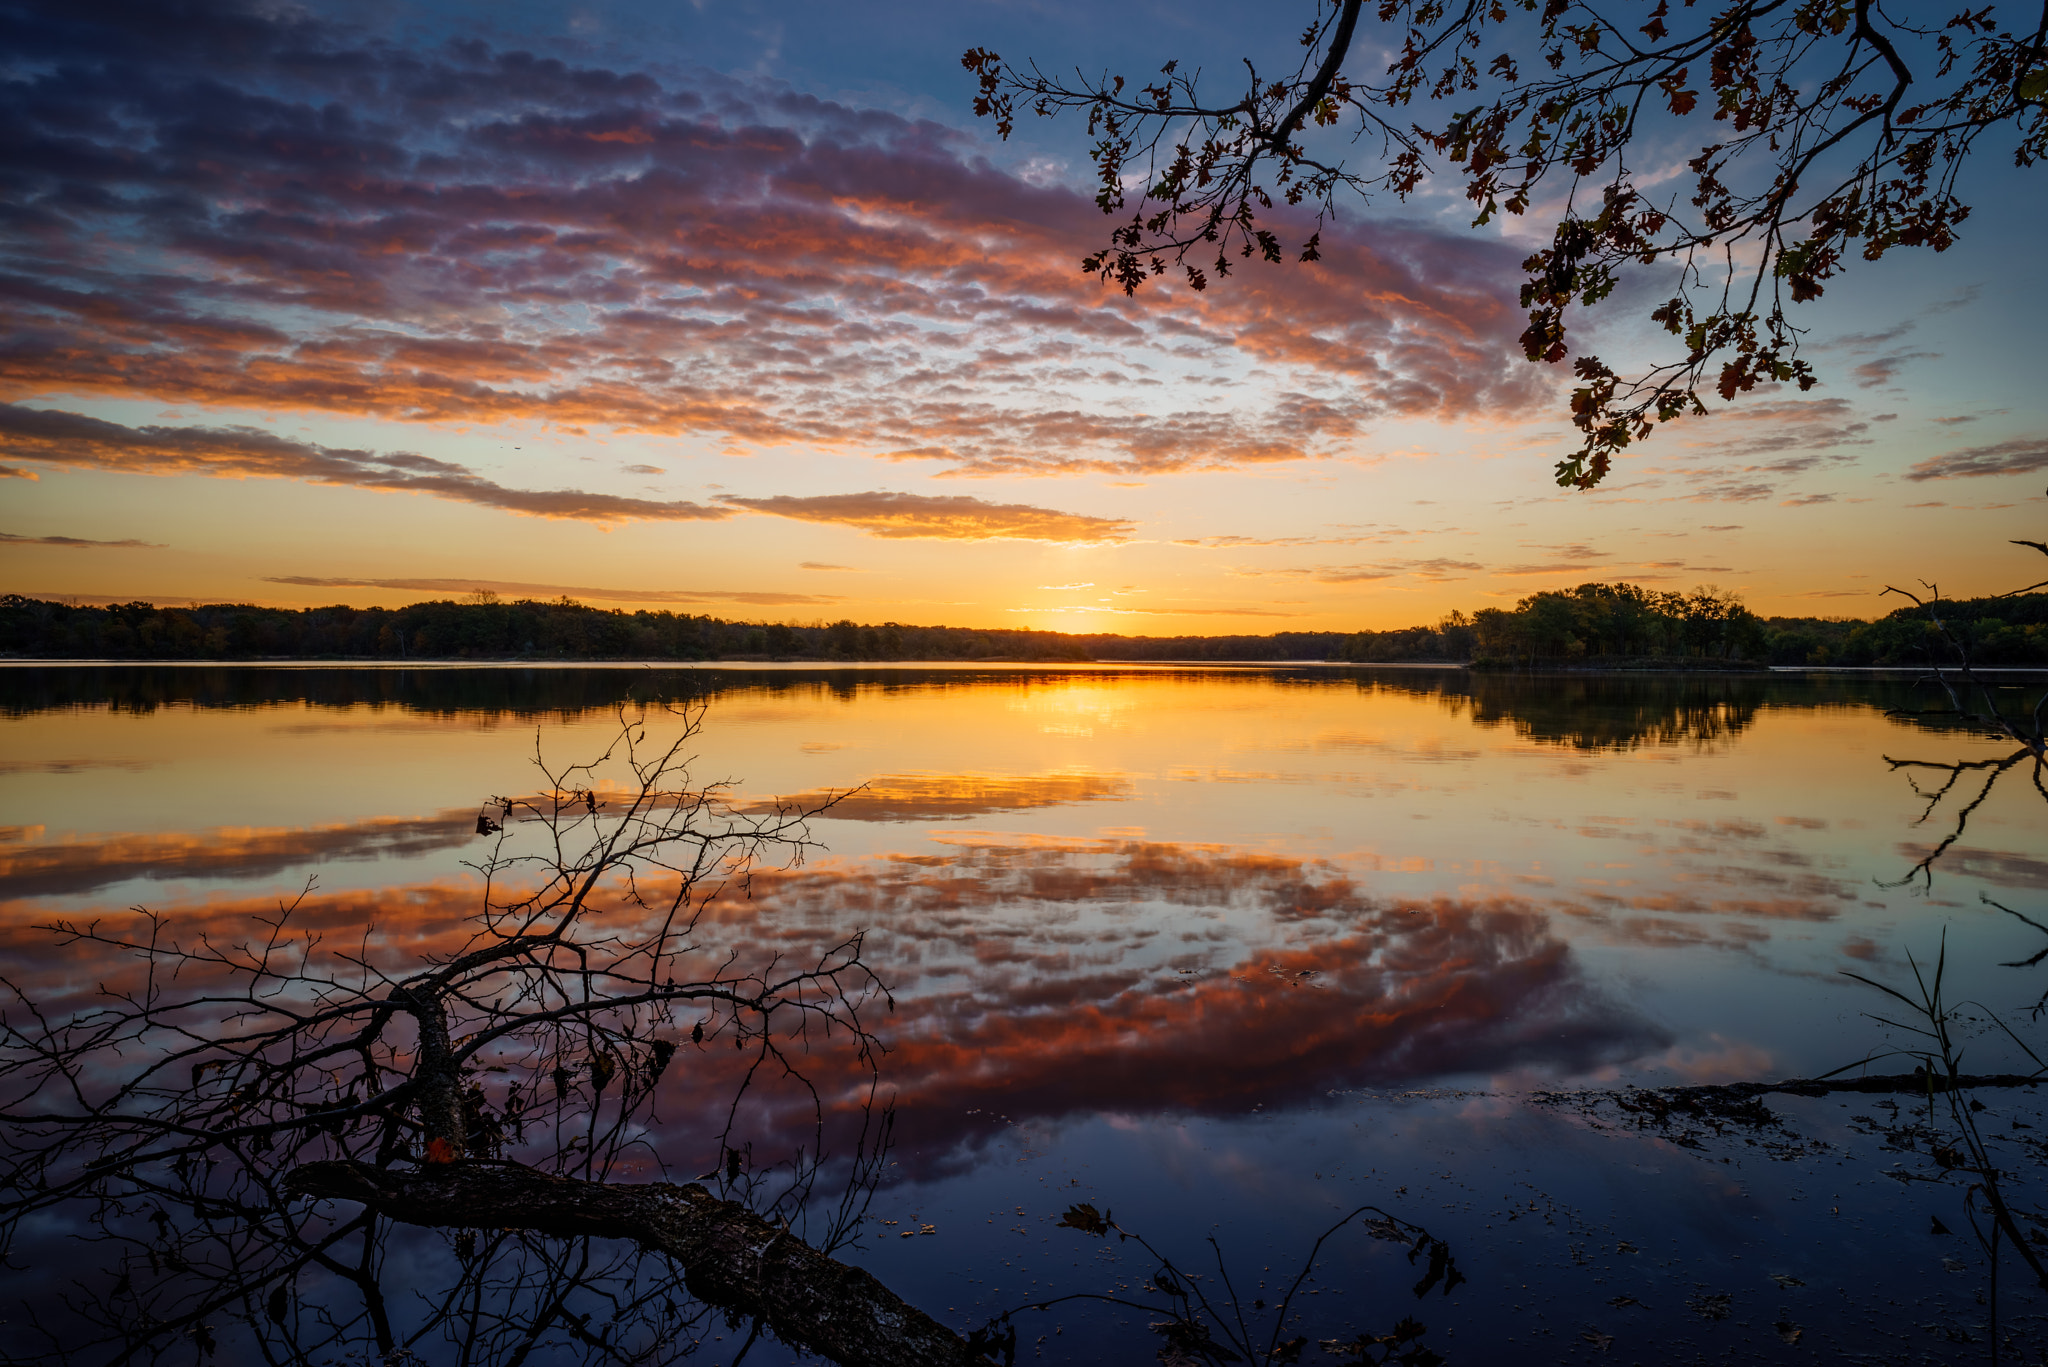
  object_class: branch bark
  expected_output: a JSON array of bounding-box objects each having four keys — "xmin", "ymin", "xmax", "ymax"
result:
[
  {"xmin": 1268, "ymin": 0, "xmax": 1363, "ymax": 152},
  {"xmin": 286, "ymin": 1160, "xmax": 994, "ymax": 1367}
]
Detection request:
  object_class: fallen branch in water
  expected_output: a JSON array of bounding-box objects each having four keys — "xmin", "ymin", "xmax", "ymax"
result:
[
  {"xmin": 0, "ymin": 706, "xmax": 921, "ymax": 1364},
  {"xmin": 1536, "ymin": 1071, "xmax": 2043, "ymax": 1113},
  {"xmin": 287, "ymin": 1160, "xmax": 998, "ymax": 1367}
]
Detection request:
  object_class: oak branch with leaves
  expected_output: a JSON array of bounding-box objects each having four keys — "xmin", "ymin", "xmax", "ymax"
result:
[{"xmin": 964, "ymin": 0, "xmax": 2048, "ymax": 487}]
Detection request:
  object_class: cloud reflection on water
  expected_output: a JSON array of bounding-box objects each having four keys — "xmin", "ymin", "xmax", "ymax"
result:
[
  {"xmin": 0, "ymin": 810, "xmax": 480, "ymax": 900},
  {"xmin": 727, "ymin": 837, "xmax": 1665, "ymax": 1161},
  {"xmin": 742, "ymin": 770, "xmax": 1133, "ymax": 822},
  {"xmin": 0, "ymin": 765, "xmax": 1135, "ymax": 904},
  {"xmin": 1, "ymin": 831, "xmax": 1667, "ymax": 1176}
]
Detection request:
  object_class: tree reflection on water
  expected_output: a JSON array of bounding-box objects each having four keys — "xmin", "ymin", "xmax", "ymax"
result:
[
  {"xmin": 0, "ymin": 660, "xmax": 1962, "ymax": 753},
  {"xmin": 4, "ymin": 660, "xmax": 2047, "ymax": 1363}
]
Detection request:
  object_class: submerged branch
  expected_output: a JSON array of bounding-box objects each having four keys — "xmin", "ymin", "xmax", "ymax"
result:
[
  {"xmin": 1536, "ymin": 1071, "xmax": 2047, "ymax": 1112},
  {"xmin": 286, "ymin": 1160, "xmax": 994, "ymax": 1367}
]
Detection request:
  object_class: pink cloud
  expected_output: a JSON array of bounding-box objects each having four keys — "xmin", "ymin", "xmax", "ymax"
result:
[{"xmin": 0, "ymin": 16, "xmax": 1546, "ymax": 483}]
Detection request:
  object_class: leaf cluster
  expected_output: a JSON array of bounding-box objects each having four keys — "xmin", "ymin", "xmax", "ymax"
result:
[{"xmin": 965, "ymin": 0, "xmax": 2048, "ymax": 486}]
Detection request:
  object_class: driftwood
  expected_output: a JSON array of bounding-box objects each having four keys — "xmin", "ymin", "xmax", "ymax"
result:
[
  {"xmin": 1763, "ymin": 1071, "xmax": 2045, "ymax": 1096},
  {"xmin": 287, "ymin": 1161, "xmax": 996, "ymax": 1367},
  {"xmin": 1639, "ymin": 1071, "xmax": 2045, "ymax": 1104},
  {"xmin": 1533, "ymin": 1072, "xmax": 2045, "ymax": 1135}
]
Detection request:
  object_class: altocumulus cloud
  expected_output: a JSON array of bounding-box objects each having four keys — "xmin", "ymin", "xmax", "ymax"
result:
[
  {"xmin": 0, "ymin": 406, "xmax": 732, "ymax": 524},
  {"xmin": 0, "ymin": 2, "xmax": 1543, "ymax": 481},
  {"xmin": 0, "ymin": 406, "xmax": 1120, "ymax": 538},
  {"xmin": 0, "ymin": 531, "xmax": 164, "ymax": 549},
  {"xmin": 1906, "ymin": 438, "xmax": 2048, "ymax": 481},
  {"xmin": 722, "ymin": 492, "xmax": 1132, "ymax": 542}
]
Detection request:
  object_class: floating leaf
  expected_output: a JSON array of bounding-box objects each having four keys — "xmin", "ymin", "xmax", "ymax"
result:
[
  {"xmin": 1056, "ymin": 1202, "xmax": 1112, "ymax": 1237},
  {"xmin": 1686, "ymin": 1289, "xmax": 1732, "ymax": 1321}
]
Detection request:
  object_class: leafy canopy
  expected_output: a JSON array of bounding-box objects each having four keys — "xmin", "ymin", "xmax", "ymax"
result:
[{"xmin": 964, "ymin": 0, "xmax": 2048, "ymax": 487}]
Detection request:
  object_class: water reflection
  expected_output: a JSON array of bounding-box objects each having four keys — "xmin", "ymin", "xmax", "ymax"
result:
[
  {"xmin": 0, "ymin": 714, "xmax": 907, "ymax": 1367},
  {"xmin": 0, "ymin": 770, "xmax": 1133, "ymax": 901},
  {"xmin": 1906, "ymin": 843, "xmax": 2048, "ymax": 889},
  {"xmin": 0, "ymin": 663, "xmax": 1989, "ymax": 753},
  {"xmin": 0, "ymin": 833, "xmax": 1665, "ymax": 1173},
  {"xmin": 742, "ymin": 770, "xmax": 1133, "ymax": 822},
  {"xmin": 744, "ymin": 839, "xmax": 1663, "ymax": 1155},
  {"xmin": 1453, "ymin": 673, "xmax": 1763, "ymax": 751},
  {"xmin": 0, "ymin": 808, "xmax": 479, "ymax": 900},
  {"xmin": 5, "ymin": 664, "xmax": 2047, "ymax": 1364}
]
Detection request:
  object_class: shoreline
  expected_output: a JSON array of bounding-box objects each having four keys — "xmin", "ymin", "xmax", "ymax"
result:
[{"xmin": 5, "ymin": 656, "xmax": 2045, "ymax": 677}]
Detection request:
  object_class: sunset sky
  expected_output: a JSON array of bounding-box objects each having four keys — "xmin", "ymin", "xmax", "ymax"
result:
[{"xmin": 4, "ymin": 0, "xmax": 2046, "ymax": 632}]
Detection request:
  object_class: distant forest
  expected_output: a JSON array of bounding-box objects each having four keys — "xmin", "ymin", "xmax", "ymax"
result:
[{"xmin": 3, "ymin": 583, "xmax": 2045, "ymax": 666}]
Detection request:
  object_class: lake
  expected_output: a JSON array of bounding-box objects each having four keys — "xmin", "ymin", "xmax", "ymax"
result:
[{"xmin": 4, "ymin": 663, "xmax": 2047, "ymax": 1364}]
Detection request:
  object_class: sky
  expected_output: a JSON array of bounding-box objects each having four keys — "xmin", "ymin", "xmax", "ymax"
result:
[{"xmin": 3, "ymin": 0, "xmax": 2046, "ymax": 633}]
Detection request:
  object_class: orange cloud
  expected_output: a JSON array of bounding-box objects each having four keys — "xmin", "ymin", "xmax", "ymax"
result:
[
  {"xmin": 0, "ymin": 811, "xmax": 485, "ymax": 902},
  {"xmin": 720, "ymin": 492, "xmax": 1133, "ymax": 542},
  {"xmin": 0, "ymin": 531, "xmax": 164, "ymax": 549},
  {"xmin": 0, "ymin": 405, "xmax": 1135, "ymax": 539},
  {"xmin": 743, "ymin": 770, "xmax": 1133, "ymax": 822},
  {"xmin": 262, "ymin": 576, "xmax": 844, "ymax": 607},
  {"xmin": 0, "ymin": 405, "xmax": 734, "ymax": 524}
]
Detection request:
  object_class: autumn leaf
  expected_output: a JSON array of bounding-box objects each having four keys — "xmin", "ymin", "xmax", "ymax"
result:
[{"xmin": 1056, "ymin": 1202, "xmax": 1112, "ymax": 1236}]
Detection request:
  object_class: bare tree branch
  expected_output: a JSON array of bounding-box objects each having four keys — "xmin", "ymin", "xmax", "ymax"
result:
[
  {"xmin": 0, "ymin": 700, "xmax": 914, "ymax": 1365},
  {"xmin": 285, "ymin": 1162, "xmax": 992, "ymax": 1367}
]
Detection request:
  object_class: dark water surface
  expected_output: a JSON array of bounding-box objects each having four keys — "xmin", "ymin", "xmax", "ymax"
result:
[{"xmin": 5, "ymin": 663, "xmax": 2046, "ymax": 1364}]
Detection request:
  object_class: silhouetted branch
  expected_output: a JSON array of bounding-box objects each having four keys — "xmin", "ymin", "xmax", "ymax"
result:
[
  {"xmin": 981, "ymin": 1199, "xmax": 1458, "ymax": 1365},
  {"xmin": 284, "ymin": 1161, "xmax": 993, "ymax": 1367},
  {"xmin": 966, "ymin": 3, "xmax": 2048, "ymax": 487},
  {"xmin": 1880, "ymin": 748, "xmax": 2034, "ymax": 889},
  {"xmin": 1876, "ymin": 533, "xmax": 2048, "ymax": 886},
  {"xmin": 0, "ymin": 700, "xmax": 910, "ymax": 1365}
]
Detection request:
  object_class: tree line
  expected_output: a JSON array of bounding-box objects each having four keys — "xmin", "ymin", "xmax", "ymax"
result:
[
  {"xmin": 1342, "ymin": 583, "xmax": 2048, "ymax": 667},
  {"xmin": 0, "ymin": 594, "xmax": 1352, "ymax": 663},
  {"xmin": 2, "ymin": 585, "xmax": 2044, "ymax": 666}
]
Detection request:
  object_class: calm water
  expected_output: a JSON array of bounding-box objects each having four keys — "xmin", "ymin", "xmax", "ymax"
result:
[{"xmin": 5, "ymin": 663, "xmax": 2047, "ymax": 1363}]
